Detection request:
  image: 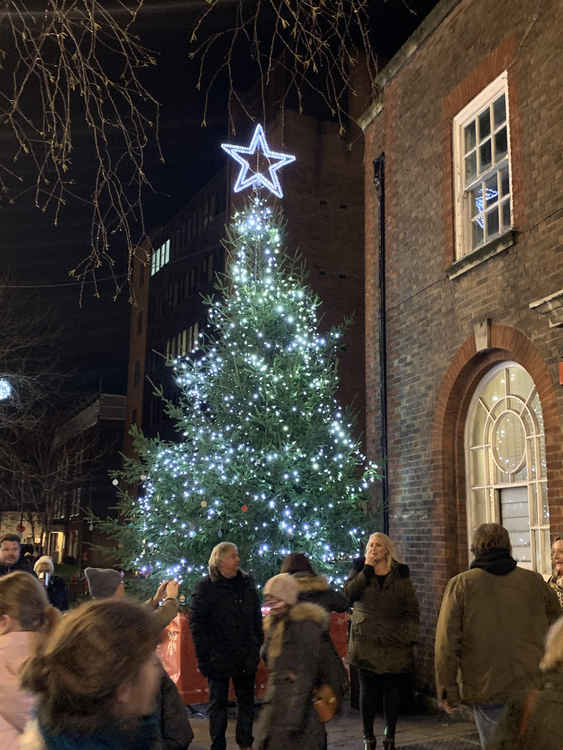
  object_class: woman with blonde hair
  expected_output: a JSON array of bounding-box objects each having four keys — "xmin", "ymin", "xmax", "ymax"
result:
[
  {"xmin": 489, "ymin": 615, "xmax": 563, "ymax": 749},
  {"xmin": 344, "ymin": 533, "xmax": 419, "ymax": 750},
  {"xmin": 19, "ymin": 598, "xmax": 162, "ymax": 749},
  {"xmin": 0, "ymin": 571, "xmax": 59, "ymax": 745}
]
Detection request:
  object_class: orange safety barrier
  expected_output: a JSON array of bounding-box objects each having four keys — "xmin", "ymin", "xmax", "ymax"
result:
[{"xmin": 158, "ymin": 611, "xmax": 348, "ymax": 705}]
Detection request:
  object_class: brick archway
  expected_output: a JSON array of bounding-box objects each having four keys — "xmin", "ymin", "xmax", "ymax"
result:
[{"xmin": 430, "ymin": 324, "xmax": 563, "ymax": 589}]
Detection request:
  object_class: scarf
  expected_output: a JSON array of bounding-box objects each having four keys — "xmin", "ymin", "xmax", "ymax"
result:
[
  {"xmin": 470, "ymin": 547, "xmax": 517, "ymax": 575},
  {"xmin": 39, "ymin": 714, "xmax": 159, "ymax": 750}
]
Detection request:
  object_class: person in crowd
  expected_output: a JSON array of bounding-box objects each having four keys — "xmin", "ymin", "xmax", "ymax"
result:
[
  {"xmin": 33, "ymin": 555, "xmax": 69, "ymax": 611},
  {"xmin": 19, "ymin": 598, "xmax": 162, "ymax": 750},
  {"xmin": 83, "ymin": 567, "xmax": 193, "ymax": 750},
  {"xmin": 547, "ymin": 537, "xmax": 563, "ymax": 608},
  {"xmin": 435, "ymin": 523, "xmax": 560, "ymax": 750},
  {"xmin": 255, "ymin": 572, "xmax": 342, "ymax": 750},
  {"xmin": 281, "ymin": 552, "xmax": 348, "ymax": 612},
  {"xmin": 0, "ymin": 533, "xmax": 34, "ymax": 577},
  {"xmin": 489, "ymin": 614, "xmax": 563, "ymax": 750},
  {"xmin": 84, "ymin": 567, "xmax": 180, "ymax": 630},
  {"xmin": 344, "ymin": 532, "xmax": 420, "ymax": 750},
  {"xmin": 0, "ymin": 571, "xmax": 60, "ymax": 746},
  {"xmin": 190, "ymin": 541, "xmax": 263, "ymax": 750}
]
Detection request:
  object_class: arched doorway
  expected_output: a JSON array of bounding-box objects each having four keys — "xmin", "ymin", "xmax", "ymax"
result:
[{"xmin": 464, "ymin": 361, "xmax": 549, "ymax": 574}]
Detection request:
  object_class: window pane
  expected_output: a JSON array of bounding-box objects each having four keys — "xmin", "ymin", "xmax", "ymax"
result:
[
  {"xmin": 470, "ymin": 489, "xmax": 489, "ymax": 534},
  {"xmin": 493, "ymin": 94, "xmax": 506, "ymax": 127},
  {"xmin": 501, "ymin": 199, "xmax": 511, "ymax": 229},
  {"xmin": 480, "ymin": 140, "xmax": 492, "ymax": 170},
  {"xmin": 471, "ymin": 401, "xmax": 488, "ymax": 446},
  {"xmin": 470, "ymin": 184, "xmax": 482, "ymax": 217},
  {"xmin": 464, "ymin": 121, "xmax": 476, "ymax": 153},
  {"xmin": 530, "ymin": 392, "xmax": 545, "ymax": 434},
  {"xmin": 500, "ymin": 165, "xmax": 510, "ymax": 197},
  {"xmin": 495, "ymin": 127, "xmax": 508, "ymax": 161},
  {"xmin": 529, "ymin": 482, "xmax": 538, "ymax": 525},
  {"xmin": 472, "ymin": 218, "xmax": 484, "ymax": 248},
  {"xmin": 478, "ymin": 108, "xmax": 491, "ymax": 140},
  {"xmin": 481, "ymin": 370, "xmax": 504, "ymax": 409},
  {"xmin": 471, "ymin": 448, "xmax": 486, "ymax": 486},
  {"xmin": 485, "ymin": 174, "xmax": 498, "ymax": 208},
  {"xmin": 486, "ymin": 207, "xmax": 499, "ymax": 236},
  {"xmin": 465, "ymin": 152, "xmax": 477, "ymax": 184}
]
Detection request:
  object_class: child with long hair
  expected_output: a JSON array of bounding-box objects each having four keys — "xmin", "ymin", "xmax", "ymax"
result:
[
  {"xmin": 0, "ymin": 571, "xmax": 59, "ymax": 745},
  {"xmin": 20, "ymin": 598, "xmax": 162, "ymax": 750}
]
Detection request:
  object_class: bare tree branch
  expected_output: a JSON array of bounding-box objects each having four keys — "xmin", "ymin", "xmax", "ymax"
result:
[
  {"xmin": 190, "ymin": 0, "xmax": 379, "ymax": 136},
  {"xmin": 0, "ymin": 0, "xmax": 160, "ymax": 298}
]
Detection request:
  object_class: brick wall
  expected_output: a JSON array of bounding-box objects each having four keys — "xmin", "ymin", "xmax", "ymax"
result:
[{"xmin": 363, "ymin": 0, "xmax": 563, "ymax": 690}]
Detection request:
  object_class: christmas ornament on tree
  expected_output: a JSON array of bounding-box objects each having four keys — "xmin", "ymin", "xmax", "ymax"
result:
[{"xmin": 113, "ymin": 127, "xmax": 378, "ymax": 592}]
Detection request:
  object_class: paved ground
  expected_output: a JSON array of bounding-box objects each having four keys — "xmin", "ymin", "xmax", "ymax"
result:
[{"xmin": 187, "ymin": 705, "xmax": 480, "ymax": 749}]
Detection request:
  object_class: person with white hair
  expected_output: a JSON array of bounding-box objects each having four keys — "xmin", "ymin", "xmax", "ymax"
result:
[
  {"xmin": 33, "ymin": 556, "xmax": 68, "ymax": 611},
  {"xmin": 489, "ymin": 615, "xmax": 563, "ymax": 749},
  {"xmin": 344, "ymin": 532, "xmax": 419, "ymax": 750},
  {"xmin": 190, "ymin": 542, "xmax": 263, "ymax": 750}
]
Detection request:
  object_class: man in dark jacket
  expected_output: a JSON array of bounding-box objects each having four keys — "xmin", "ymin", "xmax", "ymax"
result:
[
  {"xmin": 435, "ymin": 523, "xmax": 560, "ymax": 750},
  {"xmin": 190, "ymin": 541, "xmax": 263, "ymax": 750},
  {"xmin": 0, "ymin": 533, "xmax": 34, "ymax": 577}
]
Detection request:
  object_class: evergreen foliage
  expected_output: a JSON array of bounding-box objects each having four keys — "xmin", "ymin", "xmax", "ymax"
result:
[{"xmin": 113, "ymin": 195, "xmax": 378, "ymax": 593}]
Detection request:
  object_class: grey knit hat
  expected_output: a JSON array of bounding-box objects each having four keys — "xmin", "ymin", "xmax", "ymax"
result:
[
  {"xmin": 264, "ymin": 573, "xmax": 299, "ymax": 606},
  {"xmin": 84, "ymin": 567, "xmax": 123, "ymax": 599}
]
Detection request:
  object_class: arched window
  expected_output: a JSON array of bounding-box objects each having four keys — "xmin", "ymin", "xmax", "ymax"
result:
[{"xmin": 465, "ymin": 362, "xmax": 549, "ymax": 575}]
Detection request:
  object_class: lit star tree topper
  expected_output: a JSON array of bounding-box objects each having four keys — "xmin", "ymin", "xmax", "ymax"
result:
[
  {"xmin": 109, "ymin": 194, "xmax": 378, "ymax": 594},
  {"xmin": 221, "ymin": 124, "xmax": 296, "ymax": 198}
]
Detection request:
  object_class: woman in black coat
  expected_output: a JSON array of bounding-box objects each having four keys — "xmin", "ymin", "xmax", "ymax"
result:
[{"xmin": 33, "ymin": 555, "xmax": 69, "ymax": 611}]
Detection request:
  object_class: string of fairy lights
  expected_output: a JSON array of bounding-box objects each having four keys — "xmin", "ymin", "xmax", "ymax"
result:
[{"xmin": 124, "ymin": 127, "xmax": 378, "ymax": 589}]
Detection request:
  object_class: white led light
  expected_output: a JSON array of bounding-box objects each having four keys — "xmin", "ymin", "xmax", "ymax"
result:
[{"xmin": 221, "ymin": 124, "xmax": 296, "ymax": 198}]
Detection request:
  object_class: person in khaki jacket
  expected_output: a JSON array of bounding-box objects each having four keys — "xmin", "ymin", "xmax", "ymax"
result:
[{"xmin": 435, "ymin": 523, "xmax": 560, "ymax": 750}]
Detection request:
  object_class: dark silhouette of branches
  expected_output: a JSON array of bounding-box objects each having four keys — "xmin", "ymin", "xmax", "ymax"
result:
[
  {"xmin": 190, "ymin": 0, "xmax": 379, "ymax": 135},
  {"xmin": 0, "ymin": 0, "xmax": 161, "ymax": 296}
]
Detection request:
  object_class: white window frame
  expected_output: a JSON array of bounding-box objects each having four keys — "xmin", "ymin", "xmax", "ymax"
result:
[
  {"xmin": 464, "ymin": 362, "xmax": 550, "ymax": 577},
  {"xmin": 453, "ymin": 71, "xmax": 513, "ymax": 259}
]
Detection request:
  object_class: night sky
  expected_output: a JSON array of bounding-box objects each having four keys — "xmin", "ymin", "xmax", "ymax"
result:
[{"xmin": 0, "ymin": 0, "xmax": 438, "ymax": 396}]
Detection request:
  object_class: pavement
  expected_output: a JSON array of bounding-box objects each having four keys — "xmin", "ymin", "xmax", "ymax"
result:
[{"xmin": 187, "ymin": 704, "xmax": 481, "ymax": 749}]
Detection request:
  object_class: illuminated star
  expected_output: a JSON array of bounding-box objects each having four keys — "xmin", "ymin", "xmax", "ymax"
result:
[{"xmin": 221, "ymin": 124, "xmax": 296, "ymax": 198}]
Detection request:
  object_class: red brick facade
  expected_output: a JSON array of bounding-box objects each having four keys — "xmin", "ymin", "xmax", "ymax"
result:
[{"xmin": 363, "ymin": 0, "xmax": 563, "ymax": 689}]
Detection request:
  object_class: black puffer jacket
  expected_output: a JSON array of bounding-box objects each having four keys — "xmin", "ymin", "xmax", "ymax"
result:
[
  {"xmin": 190, "ymin": 570, "xmax": 263, "ymax": 678},
  {"xmin": 293, "ymin": 572, "xmax": 348, "ymax": 612},
  {"xmin": 255, "ymin": 602, "xmax": 332, "ymax": 750}
]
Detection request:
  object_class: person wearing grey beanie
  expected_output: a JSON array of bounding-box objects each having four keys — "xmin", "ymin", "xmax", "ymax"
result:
[{"xmin": 255, "ymin": 573, "xmax": 346, "ymax": 750}]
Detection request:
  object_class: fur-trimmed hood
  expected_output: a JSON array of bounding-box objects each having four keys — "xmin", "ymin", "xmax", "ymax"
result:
[
  {"xmin": 293, "ymin": 572, "xmax": 331, "ymax": 593},
  {"xmin": 264, "ymin": 600, "xmax": 329, "ymax": 634}
]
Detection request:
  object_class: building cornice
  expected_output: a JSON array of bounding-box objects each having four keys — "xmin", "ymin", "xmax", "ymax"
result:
[{"xmin": 358, "ymin": 0, "xmax": 463, "ymax": 131}]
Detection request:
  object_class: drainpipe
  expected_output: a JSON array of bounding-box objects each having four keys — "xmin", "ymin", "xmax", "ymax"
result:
[{"xmin": 373, "ymin": 154, "xmax": 389, "ymax": 535}]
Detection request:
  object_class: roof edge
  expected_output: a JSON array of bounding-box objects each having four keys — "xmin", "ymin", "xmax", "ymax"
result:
[{"xmin": 358, "ymin": 0, "xmax": 463, "ymax": 131}]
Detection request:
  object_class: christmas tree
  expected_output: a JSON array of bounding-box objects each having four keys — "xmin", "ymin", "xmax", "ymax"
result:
[{"xmin": 116, "ymin": 194, "xmax": 377, "ymax": 592}]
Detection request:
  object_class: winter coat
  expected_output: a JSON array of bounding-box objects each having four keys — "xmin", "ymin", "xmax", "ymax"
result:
[
  {"xmin": 156, "ymin": 666, "xmax": 193, "ymax": 750},
  {"xmin": 488, "ymin": 670, "xmax": 563, "ymax": 750},
  {"xmin": 146, "ymin": 597, "xmax": 178, "ymax": 632},
  {"xmin": 19, "ymin": 716, "xmax": 161, "ymax": 750},
  {"xmin": 293, "ymin": 572, "xmax": 348, "ymax": 612},
  {"xmin": 45, "ymin": 576, "xmax": 69, "ymax": 611},
  {"xmin": 0, "ymin": 555, "xmax": 34, "ymax": 578},
  {"xmin": 190, "ymin": 570, "xmax": 263, "ymax": 678},
  {"xmin": 0, "ymin": 630, "xmax": 35, "ymax": 745},
  {"xmin": 435, "ymin": 564, "xmax": 561, "ymax": 706},
  {"xmin": 254, "ymin": 601, "xmax": 335, "ymax": 750},
  {"xmin": 344, "ymin": 559, "xmax": 419, "ymax": 674}
]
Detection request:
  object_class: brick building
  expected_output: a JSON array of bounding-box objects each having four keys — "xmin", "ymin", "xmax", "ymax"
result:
[
  {"xmin": 360, "ymin": 0, "xmax": 562, "ymax": 689},
  {"xmin": 125, "ymin": 109, "xmax": 365, "ymax": 449}
]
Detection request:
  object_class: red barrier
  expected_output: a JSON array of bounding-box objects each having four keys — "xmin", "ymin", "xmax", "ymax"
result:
[{"xmin": 158, "ymin": 611, "xmax": 348, "ymax": 705}]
